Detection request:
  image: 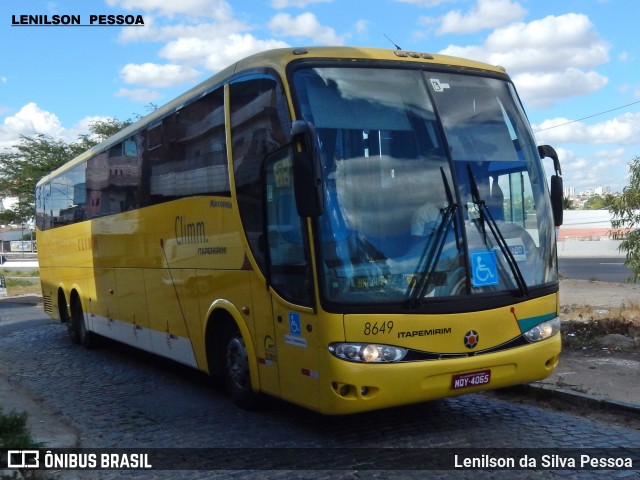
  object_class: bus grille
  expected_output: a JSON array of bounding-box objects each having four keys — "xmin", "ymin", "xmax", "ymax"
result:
[{"xmin": 42, "ymin": 295, "xmax": 53, "ymax": 314}]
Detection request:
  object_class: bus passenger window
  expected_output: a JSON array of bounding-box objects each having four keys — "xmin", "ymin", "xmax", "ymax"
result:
[{"xmin": 230, "ymin": 74, "xmax": 291, "ymax": 276}]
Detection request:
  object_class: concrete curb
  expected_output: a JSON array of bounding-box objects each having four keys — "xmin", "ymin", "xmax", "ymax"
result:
[{"xmin": 504, "ymin": 383, "xmax": 640, "ymax": 416}]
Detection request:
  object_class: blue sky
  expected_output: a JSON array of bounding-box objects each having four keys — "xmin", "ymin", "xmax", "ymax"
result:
[{"xmin": 2, "ymin": 0, "xmax": 640, "ymax": 194}]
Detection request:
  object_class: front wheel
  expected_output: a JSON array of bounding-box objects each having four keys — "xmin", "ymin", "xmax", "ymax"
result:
[{"xmin": 223, "ymin": 325, "xmax": 259, "ymax": 409}]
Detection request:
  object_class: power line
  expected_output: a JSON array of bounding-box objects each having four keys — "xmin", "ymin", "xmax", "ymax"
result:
[{"xmin": 533, "ymin": 99, "xmax": 640, "ymax": 133}]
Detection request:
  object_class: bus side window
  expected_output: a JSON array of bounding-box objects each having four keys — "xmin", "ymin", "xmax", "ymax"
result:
[{"xmin": 230, "ymin": 74, "xmax": 290, "ymax": 276}]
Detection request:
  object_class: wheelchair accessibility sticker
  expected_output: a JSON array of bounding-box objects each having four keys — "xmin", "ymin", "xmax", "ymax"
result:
[
  {"xmin": 285, "ymin": 312, "xmax": 307, "ymax": 348},
  {"xmin": 289, "ymin": 312, "xmax": 301, "ymax": 336},
  {"xmin": 471, "ymin": 251, "xmax": 498, "ymax": 287}
]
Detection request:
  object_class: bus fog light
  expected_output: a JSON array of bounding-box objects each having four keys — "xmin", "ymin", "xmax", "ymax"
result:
[
  {"xmin": 329, "ymin": 343, "xmax": 408, "ymax": 363},
  {"xmin": 524, "ymin": 317, "xmax": 560, "ymax": 342}
]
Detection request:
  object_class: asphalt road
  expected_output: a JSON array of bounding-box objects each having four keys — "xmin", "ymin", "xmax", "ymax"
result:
[
  {"xmin": 558, "ymin": 257, "xmax": 635, "ymax": 283},
  {"xmin": 1, "ymin": 304, "xmax": 639, "ymax": 478}
]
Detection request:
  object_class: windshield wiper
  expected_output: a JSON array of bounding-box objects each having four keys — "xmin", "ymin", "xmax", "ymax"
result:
[
  {"xmin": 467, "ymin": 165, "xmax": 528, "ymax": 297},
  {"xmin": 406, "ymin": 168, "xmax": 458, "ymax": 307}
]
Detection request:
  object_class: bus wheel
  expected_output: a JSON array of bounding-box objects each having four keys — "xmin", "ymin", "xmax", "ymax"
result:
[
  {"xmin": 223, "ymin": 325, "xmax": 258, "ymax": 409},
  {"xmin": 67, "ymin": 297, "xmax": 80, "ymax": 345},
  {"xmin": 58, "ymin": 290, "xmax": 70, "ymax": 325},
  {"xmin": 70, "ymin": 295, "xmax": 95, "ymax": 349}
]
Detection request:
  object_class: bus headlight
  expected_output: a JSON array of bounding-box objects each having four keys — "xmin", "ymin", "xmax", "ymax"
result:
[
  {"xmin": 328, "ymin": 343, "xmax": 408, "ymax": 363},
  {"xmin": 523, "ymin": 317, "xmax": 560, "ymax": 342}
]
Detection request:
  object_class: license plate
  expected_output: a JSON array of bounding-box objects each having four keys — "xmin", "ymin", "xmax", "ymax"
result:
[{"xmin": 451, "ymin": 370, "xmax": 491, "ymax": 390}]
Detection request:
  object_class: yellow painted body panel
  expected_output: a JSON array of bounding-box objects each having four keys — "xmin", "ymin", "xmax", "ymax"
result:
[{"xmin": 39, "ymin": 196, "xmax": 255, "ymax": 371}]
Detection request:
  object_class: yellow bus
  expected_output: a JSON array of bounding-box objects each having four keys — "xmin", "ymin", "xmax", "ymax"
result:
[{"xmin": 36, "ymin": 47, "xmax": 564, "ymax": 415}]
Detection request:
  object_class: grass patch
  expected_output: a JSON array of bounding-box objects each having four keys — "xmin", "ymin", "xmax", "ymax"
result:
[
  {"xmin": 0, "ymin": 409, "xmax": 40, "ymax": 449},
  {"xmin": 0, "ymin": 269, "xmax": 40, "ymax": 278},
  {"xmin": 0, "ymin": 409, "xmax": 44, "ymax": 480},
  {"xmin": 4, "ymin": 279, "xmax": 41, "ymax": 297},
  {"xmin": 0, "ymin": 269, "xmax": 41, "ymax": 297}
]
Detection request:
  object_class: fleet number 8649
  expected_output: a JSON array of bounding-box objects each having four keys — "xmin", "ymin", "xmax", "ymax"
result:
[{"xmin": 363, "ymin": 321, "xmax": 394, "ymax": 335}]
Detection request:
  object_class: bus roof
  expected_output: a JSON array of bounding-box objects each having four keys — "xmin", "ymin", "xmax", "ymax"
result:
[{"xmin": 37, "ymin": 46, "xmax": 507, "ymax": 186}]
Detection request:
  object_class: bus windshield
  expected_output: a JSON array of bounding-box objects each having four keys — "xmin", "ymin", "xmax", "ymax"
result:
[{"xmin": 292, "ymin": 66, "xmax": 557, "ymax": 305}]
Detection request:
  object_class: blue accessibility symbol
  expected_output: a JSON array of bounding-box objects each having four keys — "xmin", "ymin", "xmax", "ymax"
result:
[
  {"xmin": 471, "ymin": 251, "xmax": 498, "ymax": 287},
  {"xmin": 289, "ymin": 312, "xmax": 301, "ymax": 336}
]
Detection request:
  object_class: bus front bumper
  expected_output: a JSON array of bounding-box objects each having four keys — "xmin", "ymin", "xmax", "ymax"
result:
[{"xmin": 312, "ymin": 334, "xmax": 561, "ymax": 415}]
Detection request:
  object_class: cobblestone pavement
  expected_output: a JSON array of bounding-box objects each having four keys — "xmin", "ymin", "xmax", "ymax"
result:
[{"xmin": 1, "ymin": 304, "xmax": 639, "ymax": 479}]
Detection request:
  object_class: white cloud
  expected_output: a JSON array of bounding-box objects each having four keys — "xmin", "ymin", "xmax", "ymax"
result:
[
  {"xmin": 439, "ymin": 13, "xmax": 610, "ymax": 108},
  {"xmin": 514, "ymin": 69, "xmax": 608, "ymax": 109},
  {"xmin": 442, "ymin": 14, "xmax": 610, "ymax": 73},
  {"xmin": 115, "ymin": 4, "xmax": 290, "ymax": 78},
  {"xmin": 534, "ymin": 112, "xmax": 640, "ymax": 146},
  {"xmin": 158, "ymin": 34, "xmax": 288, "ymax": 72},
  {"xmin": 536, "ymin": 145, "xmax": 629, "ymax": 193},
  {"xmin": 438, "ymin": 0, "xmax": 526, "ymax": 34},
  {"xmin": 106, "ymin": 0, "xmax": 233, "ymax": 20},
  {"xmin": 0, "ymin": 77, "xmax": 7, "ymax": 84},
  {"xmin": 271, "ymin": 0, "xmax": 333, "ymax": 8},
  {"xmin": 354, "ymin": 19, "xmax": 369, "ymax": 35},
  {"xmin": 0, "ymin": 103, "xmax": 64, "ymax": 144},
  {"xmin": 114, "ymin": 88, "xmax": 164, "ymax": 103},
  {"xmin": 269, "ymin": 12, "xmax": 347, "ymax": 44},
  {"xmin": 117, "ymin": 16, "xmax": 249, "ymax": 44},
  {"xmin": 0, "ymin": 104, "xmax": 114, "ymax": 150},
  {"xmin": 119, "ymin": 63, "xmax": 202, "ymax": 88}
]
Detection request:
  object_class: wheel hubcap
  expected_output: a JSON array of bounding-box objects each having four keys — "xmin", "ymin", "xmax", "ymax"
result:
[{"xmin": 227, "ymin": 337, "xmax": 249, "ymax": 390}]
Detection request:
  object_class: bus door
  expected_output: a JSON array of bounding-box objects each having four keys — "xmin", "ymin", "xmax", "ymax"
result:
[{"xmin": 264, "ymin": 146, "xmax": 320, "ymax": 408}]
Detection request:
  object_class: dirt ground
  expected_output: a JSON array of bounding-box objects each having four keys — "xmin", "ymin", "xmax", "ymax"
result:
[
  {"xmin": 518, "ymin": 279, "xmax": 640, "ymax": 424},
  {"xmin": 560, "ymin": 278, "xmax": 640, "ymax": 309}
]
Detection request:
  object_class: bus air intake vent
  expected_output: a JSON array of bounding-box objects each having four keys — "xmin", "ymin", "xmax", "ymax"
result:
[{"xmin": 42, "ymin": 295, "xmax": 53, "ymax": 314}]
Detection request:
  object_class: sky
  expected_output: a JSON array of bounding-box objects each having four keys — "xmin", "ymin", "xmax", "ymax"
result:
[{"xmin": 1, "ymin": 0, "xmax": 640, "ymax": 195}]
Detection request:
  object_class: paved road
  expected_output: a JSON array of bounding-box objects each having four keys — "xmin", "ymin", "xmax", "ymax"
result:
[
  {"xmin": 558, "ymin": 257, "xmax": 635, "ymax": 283},
  {"xmin": 1, "ymin": 304, "xmax": 639, "ymax": 479}
]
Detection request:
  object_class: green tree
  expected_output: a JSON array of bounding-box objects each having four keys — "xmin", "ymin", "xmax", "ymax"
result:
[
  {"xmin": 584, "ymin": 194, "xmax": 606, "ymax": 210},
  {"xmin": 609, "ymin": 156, "xmax": 640, "ymax": 281},
  {"xmin": 602, "ymin": 193, "xmax": 616, "ymax": 207},
  {"xmin": 0, "ymin": 119, "xmax": 130, "ymax": 224}
]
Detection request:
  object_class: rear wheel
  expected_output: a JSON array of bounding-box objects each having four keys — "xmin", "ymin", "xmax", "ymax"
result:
[
  {"xmin": 70, "ymin": 295, "xmax": 95, "ymax": 349},
  {"xmin": 223, "ymin": 324, "xmax": 258, "ymax": 409}
]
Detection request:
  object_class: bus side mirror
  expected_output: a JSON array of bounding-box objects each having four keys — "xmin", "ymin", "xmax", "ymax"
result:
[
  {"xmin": 538, "ymin": 144, "xmax": 561, "ymax": 175},
  {"xmin": 291, "ymin": 120, "xmax": 324, "ymax": 217},
  {"xmin": 550, "ymin": 175, "xmax": 563, "ymax": 227},
  {"xmin": 538, "ymin": 145, "xmax": 563, "ymax": 227}
]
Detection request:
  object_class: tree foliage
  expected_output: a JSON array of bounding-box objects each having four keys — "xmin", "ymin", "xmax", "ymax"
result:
[
  {"xmin": 0, "ymin": 119, "xmax": 130, "ymax": 223},
  {"xmin": 609, "ymin": 156, "xmax": 640, "ymax": 281},
  {"xmin": 583, "ymin": 194, "xmax": 605, "ymax": 210}
]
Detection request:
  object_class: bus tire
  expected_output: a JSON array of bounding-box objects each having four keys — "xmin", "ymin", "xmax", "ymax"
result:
[
  {"xmin": 58, "ymin": 289, "xmax": 70, "ymax": 325},
  {"xmin": 67, "ymin": 295, "xmax": 80, "ymax": 345},
  {"xmin": 70, "ymin": 294, "xmax": 95, "ymax": 349},
  {"xmin": 223, "ymin": 324, "xmax": 258, "ymax": 409}
]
